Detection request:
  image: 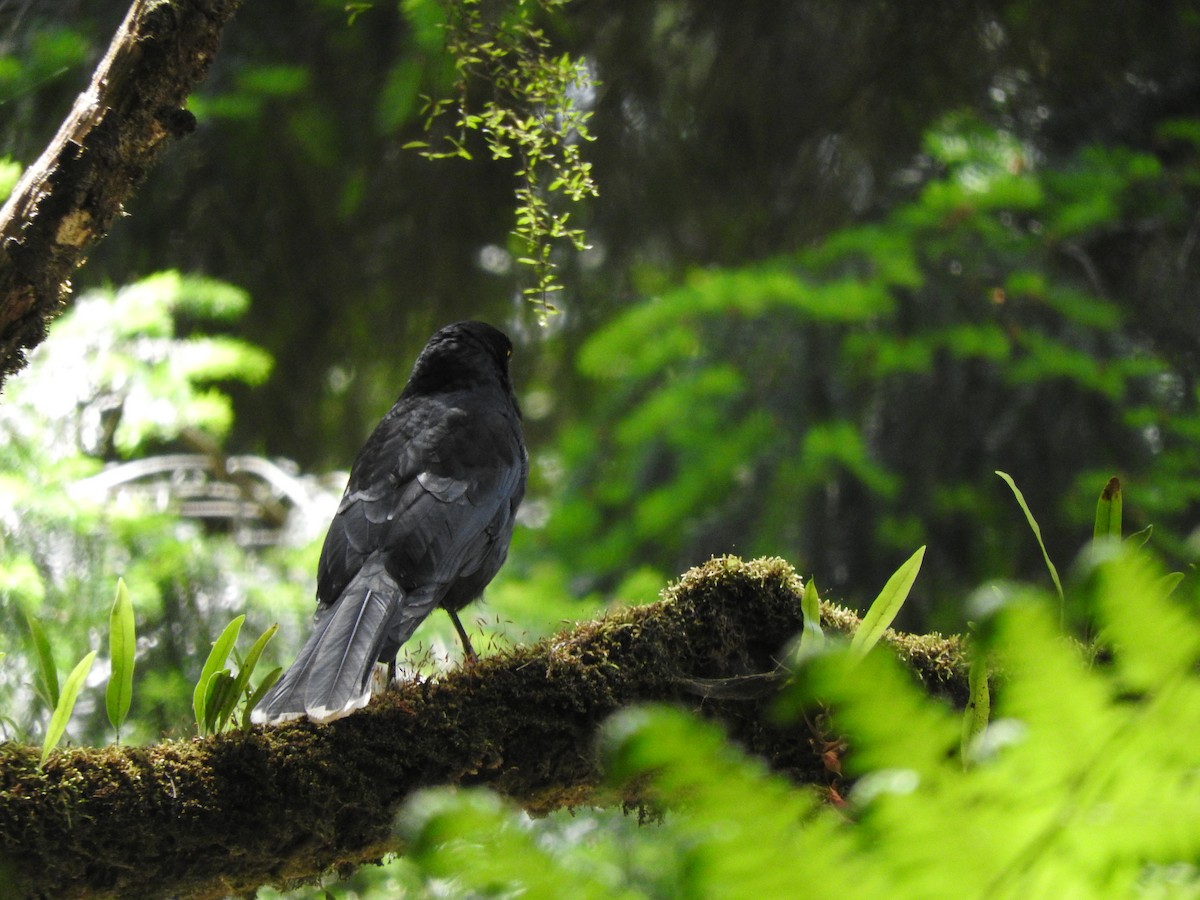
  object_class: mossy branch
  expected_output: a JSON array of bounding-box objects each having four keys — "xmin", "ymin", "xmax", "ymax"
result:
[
  {"xmin": 0, "ymin": 557, "xmax": 965, "ymax": 898},
  {"xmin": 0, "ymin": 0, "xmax": 243, "ymax": 391}
]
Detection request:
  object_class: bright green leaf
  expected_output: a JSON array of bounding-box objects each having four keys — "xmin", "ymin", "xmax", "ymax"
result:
[
  {"xmin": 40, "ymin": 650, "xmax": 97, "ymax": 766},
  {"xmin": 849, "ymin": 545, "xmax": 926, "ymax": 661},
  {"xmin": 1155, "ymin": 571, "xmax": 1185, "ymax": 598},
  {"xmin": 25, "ymin": 612, "xmax": 59, "ymax": 711},
  {"xmin": 798, "ymin": 578, "xmax": 824, "ymax": 655},
  {"xmin": 1125, "ymin": 524, "xmax": 1153, "ymax": 550},
  {"xmin": 193, "ymin": 615, "xmax": 244, "ymax": 735},
  {"xmin": 106, "ymin": 578, "xmax": 136, "ymax": 739},
  {"xmin": 204, "ymin": 670, "xmax": 239, "ymax": 735},
  {"xmin": 219, "ymin": 623, "xmax": 277, "ymax": 733}
]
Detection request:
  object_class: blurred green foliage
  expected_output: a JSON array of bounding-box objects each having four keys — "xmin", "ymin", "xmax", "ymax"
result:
[
  {"xmin": 0, "ymin": 158, "xmax": 22, "ymax": 198},
  {"xmin": 10, "ymin": 271, "xmax": 272, "ymax": 455},
  {"xmin": 538, "ymin": 113, "xmax": 1200, "ymax": 625},
  {"xmin": 0, "ymin": 25, "xmax": 88, "ymax": 106},
  {"xmin": 0, "ymin": 272, "xmax": 309, "ymax": 746}
]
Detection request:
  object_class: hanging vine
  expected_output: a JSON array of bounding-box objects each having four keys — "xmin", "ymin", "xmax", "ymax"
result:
[{"xmin": 407, "ymin": 0, "xmax": 599, "ymax": 318}]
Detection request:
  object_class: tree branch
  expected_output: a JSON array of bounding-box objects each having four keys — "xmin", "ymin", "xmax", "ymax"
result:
[
  {"xmin": 0, "ymin": 556, "xmax": 965, "ymax": 899},
  {"xmin": 0, "ymin": 0, "xmax": 243, "ymax": 391}
]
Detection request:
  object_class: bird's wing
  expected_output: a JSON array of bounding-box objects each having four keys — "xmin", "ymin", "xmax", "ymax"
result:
[{"xmin": 316, "ymin": 391, "xmax": 525, "ymax": 608}]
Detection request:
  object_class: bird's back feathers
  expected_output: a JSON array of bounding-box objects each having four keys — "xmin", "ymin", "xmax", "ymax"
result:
[{"xmin": 252, "ymin": 321, "xmax": 526, "ymax": 724}]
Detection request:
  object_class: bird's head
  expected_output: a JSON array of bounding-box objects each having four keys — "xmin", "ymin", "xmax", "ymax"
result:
[{"xmin": 403, "ymin": 320, "xmax": 516, "ymax": 398}]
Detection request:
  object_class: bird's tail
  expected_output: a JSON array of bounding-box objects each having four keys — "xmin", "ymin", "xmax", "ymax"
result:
[{"xmin": 251, "ymin": 554, "xmax": 402, "ymax": 724}]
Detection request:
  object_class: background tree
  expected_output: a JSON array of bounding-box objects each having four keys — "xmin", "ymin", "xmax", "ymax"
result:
[
  {"xmin": 0, "ymin": 0, "xmax": 243, "ymax": 386},
  {"xmin": 5, "ymin": 0, "xmax": 1194, "ymax": 620}
]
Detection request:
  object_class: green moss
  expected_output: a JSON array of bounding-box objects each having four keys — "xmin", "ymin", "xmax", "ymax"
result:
[{"xmin": 0, "ymin": 556, "xmax": 967, "ymax": 897}]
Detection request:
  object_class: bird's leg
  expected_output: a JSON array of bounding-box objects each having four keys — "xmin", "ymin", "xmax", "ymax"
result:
[
  {"xmin": 446, "ymin": 608, "xmax": 479, "ymax": 664},
  {"xmin": 369, "ymin": 661, "xmax": 391, "ymax": 697}
]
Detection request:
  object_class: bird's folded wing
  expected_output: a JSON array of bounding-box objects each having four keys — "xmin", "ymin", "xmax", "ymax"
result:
[{"xmin": 317, "ymin": 399, "xmax": 524, "ymax": 604}]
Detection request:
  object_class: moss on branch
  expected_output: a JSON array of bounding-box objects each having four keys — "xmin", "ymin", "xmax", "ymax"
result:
[{"xmin": 0, "ymin": 556, "xmax": 964, "ymax": 898}]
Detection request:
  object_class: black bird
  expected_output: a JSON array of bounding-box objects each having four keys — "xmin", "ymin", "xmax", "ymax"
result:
[{"xmin": 253, "ymin": 321, "xmax": 527, "ymax": 723}]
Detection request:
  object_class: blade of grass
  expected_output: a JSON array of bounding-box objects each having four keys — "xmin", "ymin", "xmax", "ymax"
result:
[
  {"xmin": 40, "ymin": 650, "xmax": 97, "ymax": 766},
  {"xmin": 849, "ymin": 545, "xmax": 926, "ymax": 661},
  {"xmin": 106, "ymin": 578, "xmax": 136, "ymax": 740},
  {"xmin": 996, "ymin": 471, "xmax": 1064, "ymax": 607}
]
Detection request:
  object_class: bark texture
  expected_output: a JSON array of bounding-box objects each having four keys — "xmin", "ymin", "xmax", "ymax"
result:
[
  {"xmin": 0, "ymin": 556, "xmax": 966, "ymax": 899},
  {"xmin": 0, "ymin": 0, "xmax": 243, "ymax": 390}
]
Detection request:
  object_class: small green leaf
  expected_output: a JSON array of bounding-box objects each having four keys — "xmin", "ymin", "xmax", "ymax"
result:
[
  {"xmin": 849, "ymin": 545, "xmax": 926, "ymax": 661},
  {"xmin": 225, "ymin": 624, "xmax": 278, "ymax": 723},
  {"xmin": 798, "ymin": 578, "xmax": 824, "ymax": 655},
  {"xmin": 204, "ymin": 624, "xmax": 278, "ymax": 734},
  {"xmin": 193, "ymin": 615, "xmax": 245, "ymax": 735},
  {"xmin": 243, "ymin": 666, "xmax": 284, "ymax": 730},
  {"xmin": 204, "ymin": 670, "xmax": 239, "ymax": 735},
  {"xmin": 1093, "ymin": 476, "xmax": 1122, "ymax": 544},
  {"xmin": 25, "ymin": 612, "xmax": 59, "ymax": 711},
  {"xmin": 106, "ymin": 578, "xmax": 136, "ymax": 740},
  {"xmin": 1125, "ymin": 523, "xmax": 1153, "ymax": 550},
  {"xmin": 996, "ymin": 470, "xmax": 1064, "ymax": 604},
  {"xmin": 41, "ymin": 650, "xmax": 97, "ymax": 766}
]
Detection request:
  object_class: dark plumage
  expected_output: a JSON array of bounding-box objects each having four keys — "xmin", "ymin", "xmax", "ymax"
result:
[{"xmin": 252, "ymin": 321, "xmax": 527, "ymax": 723}]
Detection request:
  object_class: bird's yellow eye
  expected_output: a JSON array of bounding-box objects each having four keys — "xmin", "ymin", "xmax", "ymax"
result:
[{"xmin": 506, "ymin": 348, "xmax": 512, "ymax": 358}]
